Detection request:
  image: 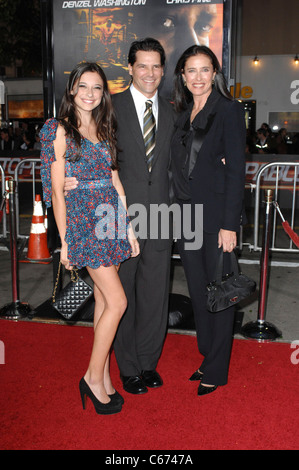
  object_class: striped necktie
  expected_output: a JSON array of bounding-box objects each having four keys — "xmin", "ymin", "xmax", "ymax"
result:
[{"xmin": 143, "ymin": 99, "xmax": 156, "ymax": 172}]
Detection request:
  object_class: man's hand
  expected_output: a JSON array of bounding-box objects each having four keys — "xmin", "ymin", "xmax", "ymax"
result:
[
  {"xmin": 128, "ymin": 226, "xmax": 140, "ymax": 258},
  {"xmin": 64, "ymin": 177, "xmax": 78, "ymax": 195}
]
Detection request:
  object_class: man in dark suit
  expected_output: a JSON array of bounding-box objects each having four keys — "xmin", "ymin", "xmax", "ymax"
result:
[{"xmin": 112, "ymin": 38, "xmax": 176, "ymax": 394}]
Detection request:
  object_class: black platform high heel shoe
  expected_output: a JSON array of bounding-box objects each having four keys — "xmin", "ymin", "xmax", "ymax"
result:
[
  {"xmin": 197, "ymin": 383, "xmax": 218, "ymax": 396},
  {"xmin": 189, "ymin": 369, "xmax": 203, "ymax": 381},
  {"xmin": 108, "ymin": 390, "xmax": 124, "ymax": 406},
  {"xmin": 79, "ymin": 378, "xmax": 122, "ymax": 415}
]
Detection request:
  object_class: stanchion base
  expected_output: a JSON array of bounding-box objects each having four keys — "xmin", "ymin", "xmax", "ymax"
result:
[
  {"xmin": 0, "ymin": 301, "xmax": 31, "ymax": 320},
  {"xmin": 241, "ymin": 320, "xmax": 282, "ymax": 341}
]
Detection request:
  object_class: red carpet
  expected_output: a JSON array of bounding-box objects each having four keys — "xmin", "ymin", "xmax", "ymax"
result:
[{"xmin": 0, "ymin": 319, "xmax": 298, "ymax": 450}]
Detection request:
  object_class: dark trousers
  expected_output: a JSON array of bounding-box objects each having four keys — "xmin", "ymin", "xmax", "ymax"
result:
[
  {"xmin": 113, "ymin": 238, "xmax": 172, "ymax": 376},
  {"xmin": 177, "ymin": 230, "xmax": 235, "ymax": 386}
]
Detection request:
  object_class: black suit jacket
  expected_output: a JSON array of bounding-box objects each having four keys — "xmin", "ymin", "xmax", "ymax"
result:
[
  {"xmin": 112, "ymin": 89, "xmax": 176, "ymax": 247},
  {"xmin": 171, "ymin": 89, "xmax": 246, "ymax": 233}
]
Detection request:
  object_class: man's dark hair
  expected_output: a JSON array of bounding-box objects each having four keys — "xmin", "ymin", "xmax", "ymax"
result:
[{"xmin": 128, "ymin": 37, "xmax": 166, "ymax": 67}]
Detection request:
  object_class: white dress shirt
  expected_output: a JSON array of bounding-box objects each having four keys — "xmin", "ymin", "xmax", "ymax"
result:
[{"xmin": 130, "ymin": 84, "xmax": 159, "ymax": 132}]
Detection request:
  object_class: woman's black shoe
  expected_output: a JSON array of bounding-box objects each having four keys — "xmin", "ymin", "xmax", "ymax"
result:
[
  {"xmin": 79, "ymin": 378, "xmax": 122, "ymax": 415},
  {"xmin": 189, "ymin": 369, "xmax": 203, "ymax": 381},
  {"xmin": 197, "ymin": 383, "xmax": 218, "ymax": 396},
  {"xmin": 109, "ymin": 390, "xmax": 124, "ymax": 406}
]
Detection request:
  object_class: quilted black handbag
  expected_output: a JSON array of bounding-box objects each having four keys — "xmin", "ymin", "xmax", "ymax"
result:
[
  {"xmin": 206, "ymin": 250, "xmax": 256, "ymax": 313},
  {"xmin": 52, "ymin": 262, "xmax": 93, "ymax": 320}
]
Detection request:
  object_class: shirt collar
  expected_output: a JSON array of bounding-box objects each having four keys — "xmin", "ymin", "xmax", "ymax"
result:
[{"xmin": 130, "ymin": 83, "xmax": 158, "ymax": 110}]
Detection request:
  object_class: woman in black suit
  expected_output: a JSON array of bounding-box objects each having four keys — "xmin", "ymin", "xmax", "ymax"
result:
[{"xmin": 170, "ymin": 45, "xmax": 246, "ymax": 396}]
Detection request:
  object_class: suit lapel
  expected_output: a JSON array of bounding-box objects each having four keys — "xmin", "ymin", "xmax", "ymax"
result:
[
  {"xmin": 188, "ymin": 113, "xmax": 216, "ymax": 176},
  {"xmin": 188, "ymin": 92, "xmax": 221, "ymax": 176},
  {"xmin": 150, "ymin": 96, "xmax": 169, "ymax": 172},
  {"xmin": 123, "ymin": 90, "xmax": 146, "ymax": 157}
]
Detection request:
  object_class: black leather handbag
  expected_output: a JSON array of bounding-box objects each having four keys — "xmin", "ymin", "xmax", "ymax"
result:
[
  {"xmin": 52, "ymin": 262, "xmax": 93, "ymax": 320},
  {"xmin": 206, "ymin": 250, "xmax": 256, "ymax": 313}
]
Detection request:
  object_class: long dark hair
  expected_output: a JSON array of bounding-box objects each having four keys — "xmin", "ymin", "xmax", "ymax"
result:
[
  {"xmin": 58, "ymin": 62, "xmax": 118, "ymax": 169},
  {"xmin": 173, "ymin": 45, "xmax": 233, "ymax": 113}
]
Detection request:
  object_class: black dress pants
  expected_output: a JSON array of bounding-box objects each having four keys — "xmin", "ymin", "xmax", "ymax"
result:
[
  {"xmin": 177, "ymin": 230, "xmax": 235, "ymax": 386},
  {"xmin": 114, "ymin": 238, "xmax": 172, "ymax": 376}
]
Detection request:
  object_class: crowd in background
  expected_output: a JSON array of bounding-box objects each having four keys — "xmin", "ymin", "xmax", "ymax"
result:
[
  {"xmin": 246, "ymin": 123, "xmax": 299, "ymax": 155},
  {"xmin": 0, "ymin": 121, "xmax": 42, "ymax": 151}
]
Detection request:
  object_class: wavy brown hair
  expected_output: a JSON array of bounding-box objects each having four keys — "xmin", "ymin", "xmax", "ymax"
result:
[{"xmin": 58, "ymin": 62, "xmax": 118, "ymax": 169}]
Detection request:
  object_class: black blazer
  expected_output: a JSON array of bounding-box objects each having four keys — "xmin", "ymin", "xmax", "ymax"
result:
[
  {"xmin": 112, "ymin": 88, "xmax": 176, "ymax": 246},
  {"xmin": 170, "ymin": 89, "xmax": 246, "ymax": 233}
]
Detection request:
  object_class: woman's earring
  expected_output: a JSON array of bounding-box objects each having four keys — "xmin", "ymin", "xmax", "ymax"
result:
[{"xmin": 212, "ymin": 79, "xmax": 215, "ymax": 85}]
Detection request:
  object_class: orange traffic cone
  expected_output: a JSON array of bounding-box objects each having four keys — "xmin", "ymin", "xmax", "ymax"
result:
[{"xmin": 26, "ymin": 195, "xmax": 52, "ymax": 263}]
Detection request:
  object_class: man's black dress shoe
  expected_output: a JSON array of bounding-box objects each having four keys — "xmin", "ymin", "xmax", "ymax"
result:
[
  {"xmin": 121, "ymin": 375, "xmax": 148, "ymax": 394},
  {"xmin": 197, "ymin": 383, "xmax": 218, "ymax": 396},
  {"xmin": 189, "ymin": 369, "xmax": 203, "ymax": 381},
  {"xmin": 141, "ymin": 370, "xmax": 163, "ymax": 388}
]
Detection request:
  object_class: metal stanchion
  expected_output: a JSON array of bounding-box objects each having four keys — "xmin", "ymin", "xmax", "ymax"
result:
[
  {"xmin": 241, "ymin": 189, "xmax": 282, "ymax": 341},
  {"xmin": 0, "ymin": 178, "xmax": 31, "ymax": 320}
]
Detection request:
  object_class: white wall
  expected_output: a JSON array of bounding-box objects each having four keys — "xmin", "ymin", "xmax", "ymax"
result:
[{"xmin": 237, "ymin": 55, "xmax": 299, "ymax": 130}]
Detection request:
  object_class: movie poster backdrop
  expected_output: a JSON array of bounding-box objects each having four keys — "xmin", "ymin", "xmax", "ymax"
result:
[{"xmin": 52, "ymin": 0, "xmax": 225, "ymax": 112}]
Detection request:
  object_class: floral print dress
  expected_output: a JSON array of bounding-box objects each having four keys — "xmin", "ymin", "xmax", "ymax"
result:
[{"xmin": 40, "ymin": 118, "xmax": 131, "ymax": 268}]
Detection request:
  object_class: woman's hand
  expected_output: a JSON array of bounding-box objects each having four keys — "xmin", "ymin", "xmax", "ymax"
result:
[
  {"xmin": 218, "ymin": 229, "xmax": 236, "ymax": 252},
  {"xmin": 60, "ymin": 243, "xmax": 73, "ymax": 270},
  {"xmin": 128, "ymin": 226, "xmax": 140, "ymax": 258}
]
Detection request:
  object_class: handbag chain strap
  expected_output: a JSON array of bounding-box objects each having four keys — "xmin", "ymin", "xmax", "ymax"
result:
[
  {"xmin": 52, "ymin": 261, "xmax": 78, "ymax": 303},
  {"xmin": 70, "ymin": 267, "xmax": 79, "ymax": 282}
]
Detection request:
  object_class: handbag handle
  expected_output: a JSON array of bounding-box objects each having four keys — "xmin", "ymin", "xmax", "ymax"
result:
[
  {"xmin": 52, "ymin": 262, "xmax": 62, "ymax": 304},
  {"xmin": 214, "ymin": 250, "xmax": 240, "ymax": 283},
  {"xmin": 52, "ymin": 262, "xmax": 78, "ymax": 303}
]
